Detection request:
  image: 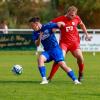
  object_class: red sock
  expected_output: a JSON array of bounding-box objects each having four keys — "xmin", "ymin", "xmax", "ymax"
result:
[
  {"xmin": 48, "ymin": 63, "xmax": 59, "ymax": 80},
  {"xmin": 78, "ymin": 63, "xmax": 84, "ymax": 73}
]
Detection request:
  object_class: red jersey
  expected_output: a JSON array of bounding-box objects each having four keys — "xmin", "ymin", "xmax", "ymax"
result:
[{"xmin": 52, "ymin": 15, "xmax": 81, "ymax": 45}]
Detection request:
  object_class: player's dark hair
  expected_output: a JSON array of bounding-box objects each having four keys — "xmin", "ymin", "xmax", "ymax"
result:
[{"xmin": 29, "ymin": 17, "xmax": 40, "ymax": 23}]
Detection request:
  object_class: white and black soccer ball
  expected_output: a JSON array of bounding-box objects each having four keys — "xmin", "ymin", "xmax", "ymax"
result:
[{"xmin": 12, "ymin": 65, "xmax": 23, "ymax": 75}]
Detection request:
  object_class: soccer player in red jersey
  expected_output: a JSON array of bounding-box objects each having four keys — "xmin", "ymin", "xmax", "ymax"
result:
[{"xmin": 48, "ymin": 6, "xmax": 92, "ymax": 82}]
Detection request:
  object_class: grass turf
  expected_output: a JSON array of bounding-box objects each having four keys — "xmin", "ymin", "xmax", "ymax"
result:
[{"xmin": 0, "ymin": 51, "xmax": 100, "ymax": 100}]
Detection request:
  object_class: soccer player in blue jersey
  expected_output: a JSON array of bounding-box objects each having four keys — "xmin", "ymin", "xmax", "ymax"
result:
[{"xmin": 29, "ymin": 17, "xmax": 81, "ymax": 84}]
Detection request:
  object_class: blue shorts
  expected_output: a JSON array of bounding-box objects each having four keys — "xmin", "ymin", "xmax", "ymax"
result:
[{"xmin": 41, "ymin": 46, "xmax": 64, "ymax": 63}]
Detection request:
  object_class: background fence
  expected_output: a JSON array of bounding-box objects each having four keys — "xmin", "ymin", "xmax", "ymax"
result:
[
  {"xmin": 0, "ymin": 29, "xmax": 35, "ymax": 50},
  {"xmin": 0, "ymin": 29, "xmax": 100, "ymax": 53}
]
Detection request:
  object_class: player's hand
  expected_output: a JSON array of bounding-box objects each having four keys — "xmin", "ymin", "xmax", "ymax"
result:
[
  {"xmin": 39, "ymin": 32, "xmax": 43, "ymax": 39},
  {"xmin": 57, "ymin": 22, "xmax": 65, "ymax": 28},
  {"xmin": 85, "ymin": 34, "xmax": 92, "ymax": 41},
  {"xmin": 35, "ymin": 32, "xmax": 43, "ymax": 46}
]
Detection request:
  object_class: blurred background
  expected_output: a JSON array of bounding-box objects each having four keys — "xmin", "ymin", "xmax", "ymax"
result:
[
  {"xmin": 0, "ymin": 0, "xmax": 100, "ymax": 51},
  {"xmin": 0, "ymin": 0, "xmax": 100, "ymax": 29}
]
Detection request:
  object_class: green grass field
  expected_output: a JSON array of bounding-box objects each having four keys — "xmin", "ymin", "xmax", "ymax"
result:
[{"xmin": 0, "ymin": 51, "xmax": 100, "ymax": 100}]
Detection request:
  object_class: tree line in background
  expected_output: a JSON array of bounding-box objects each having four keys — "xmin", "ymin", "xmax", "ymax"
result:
[{"xmin": 0, "ymin": 0, "xmax": 100, "ymax": 28}]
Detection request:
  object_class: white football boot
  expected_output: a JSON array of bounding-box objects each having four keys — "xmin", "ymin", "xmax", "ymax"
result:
[
  {"xmin": 40, "ymin": 80, "xmax": 48, "ymax": 84},
  {"xmin": 74, "ymin": 80, "xmax": 81, "ymax": 85},
  {"xmin": 40, "ymin": 77, "xmax": 48, "ymax": 84}
]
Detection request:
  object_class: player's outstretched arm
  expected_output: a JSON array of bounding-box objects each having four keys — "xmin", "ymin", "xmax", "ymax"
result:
[
  {"xmin": 57, "ymin": 22, "xmax": 65, "ymax": 28},
  {"xmin": 79, "ymin": 21, "xmax": 92, "ymax": 41},
  {"xmin": 35, "ymin": 32, "xmax": 43, "ymax": 46}
]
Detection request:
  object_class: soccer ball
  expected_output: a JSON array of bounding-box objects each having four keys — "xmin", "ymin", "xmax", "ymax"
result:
[{"xmin": 12, "ymin": 65, "xmax": 23, "ymax": 75}]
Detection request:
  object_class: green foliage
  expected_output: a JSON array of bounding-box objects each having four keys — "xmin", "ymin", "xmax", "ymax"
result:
[{"xmin": 0, "ymin": 0, "xmax": 100, "ymax": 28}]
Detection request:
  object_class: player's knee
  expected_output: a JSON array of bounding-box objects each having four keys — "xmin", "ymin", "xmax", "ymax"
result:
[
  {"xmin": 77, "ymin": 56, "xmax": 84, "ymax": 63},
  {"xmin": 38, "ymin": 55, "xmax": 45, "ymax": 65},
  {"xmin": 58, "ymin": 61, "xmax": 66, "ymax": 67},
  {"xmin": 58, "ymin": 62, "xmax": 63, "ymax": 66}
]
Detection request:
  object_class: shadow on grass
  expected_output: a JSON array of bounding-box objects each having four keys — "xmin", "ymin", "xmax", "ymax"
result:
[
  {"xmin": 73, "ymin": 92, "xmax": 100, "ymax": 97},
  {"xmin": 0, "ymin": 80, "xmax": 40, "ymax": 84}
]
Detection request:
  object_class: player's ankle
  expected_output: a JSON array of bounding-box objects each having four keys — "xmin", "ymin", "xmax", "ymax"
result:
[
  {"xmin": 78, "ymin": 72, "xmax": 83, "ymax": 82},
  {"xmin": 47, "ymin": 76, "xmax": 51, "ymax": 80}
]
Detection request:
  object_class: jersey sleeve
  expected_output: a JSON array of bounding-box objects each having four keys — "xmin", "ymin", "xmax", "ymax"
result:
[
  {"xmin": 77, "ymin": 16, "xmax": 82, "ymax": 24},
  {"xmin": 47, "ymin": 22, "xmax": 59, "ymax": 29},
  {"xmin": 32, "ymin": 31, "xmax": 39, "ymax": 42}
]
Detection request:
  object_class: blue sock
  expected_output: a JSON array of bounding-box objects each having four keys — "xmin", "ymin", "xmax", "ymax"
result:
[
  {"xmin": 39, "ymin": 66, "xmax": 46, "ymax": 77},
  {"xmin": 67, "ymin": 70, "xmax": 77, "ymax": 81}
]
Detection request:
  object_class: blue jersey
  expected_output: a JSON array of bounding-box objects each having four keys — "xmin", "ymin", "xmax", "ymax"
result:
[{"xmin": 32, "ymin": 22, "xmax": 59, "ymax": 51}]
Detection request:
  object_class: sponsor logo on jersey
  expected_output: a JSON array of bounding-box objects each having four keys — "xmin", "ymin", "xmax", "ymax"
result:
[
  {"xmin": 41, "ymin": 29, "xmax": 50, "ymax": 40},
  {"xmin": 72, "ymin": 22, "xmax": 75, "ymax": 26}
]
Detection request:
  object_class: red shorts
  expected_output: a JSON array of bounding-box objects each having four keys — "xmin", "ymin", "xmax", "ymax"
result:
[{"xmin": 60, "ymin": 42, "xmax": 80, "ymax": 52}]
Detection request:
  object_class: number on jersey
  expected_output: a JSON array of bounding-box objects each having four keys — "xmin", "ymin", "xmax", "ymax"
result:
[{"xmin": 66, "ymin": 26, "xmax": 73, "ymax": 32}]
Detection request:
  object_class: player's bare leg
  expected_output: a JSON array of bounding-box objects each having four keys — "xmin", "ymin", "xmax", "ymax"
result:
[
  {"xmin": 38, "ymin": 55, "xmax": 48, "ymax": 84},
  {"xmin": 58, "ymin": 61, "xmax": 81, "ymax": 84},
  {"xmin": 71, "ymin": 49, "xmax": 84, "ymax": 82}
]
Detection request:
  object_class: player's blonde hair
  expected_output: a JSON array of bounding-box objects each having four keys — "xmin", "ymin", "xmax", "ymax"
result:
[{"xmin": 67, "ymin": 6, "xmax": 78, "ymax": 14}]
